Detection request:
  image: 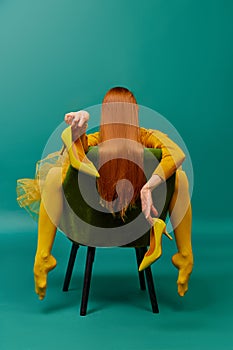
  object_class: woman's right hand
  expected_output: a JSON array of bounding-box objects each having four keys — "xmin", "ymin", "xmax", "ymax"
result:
[{"xmin": 64, "ymin": 110, "xmax": 89, "ymax": 141}]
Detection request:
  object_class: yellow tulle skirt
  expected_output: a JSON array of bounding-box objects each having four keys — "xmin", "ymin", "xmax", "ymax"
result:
[{"xmin": 16, "ymin": 148, "xmax": 70, "ymax": 222}]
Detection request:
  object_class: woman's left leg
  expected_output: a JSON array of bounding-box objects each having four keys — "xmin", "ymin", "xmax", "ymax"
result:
[{"xmin": 169, "ymin": 169, "xmax": 193, "ymax": 297}]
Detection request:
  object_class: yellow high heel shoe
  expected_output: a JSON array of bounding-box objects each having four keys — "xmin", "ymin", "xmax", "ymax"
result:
[
  {"xmin": 61, "ymin": 126, "xmax": 100, "ymax": 178},
  {"xmin": 139, "ymin": 218, "xmax": 172, "ymax": 271}
]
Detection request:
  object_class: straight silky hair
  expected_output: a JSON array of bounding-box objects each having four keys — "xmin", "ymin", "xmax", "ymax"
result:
[{"xmin": 97, "ymin": 87, "xmax": 146, "ymax": 219}]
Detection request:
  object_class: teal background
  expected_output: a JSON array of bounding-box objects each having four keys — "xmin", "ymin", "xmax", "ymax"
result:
[
  {"xmin": 0, "ymin": 1, "xmax": 233, "ymax": 350},
  {"xmin": 1, "ymin": 0, "xmax": 233, "ymax": 218}
]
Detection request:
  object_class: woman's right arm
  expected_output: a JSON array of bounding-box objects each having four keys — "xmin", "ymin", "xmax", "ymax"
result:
[
  {"xmin": 64, "ymin": 110, "xmax": 90, "ymax": 152},
  {"xmin": 64, "ymin": 111, "xmax": 100, "ymax": 149}
]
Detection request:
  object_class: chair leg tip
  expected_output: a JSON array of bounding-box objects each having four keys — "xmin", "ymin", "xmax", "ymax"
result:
[{"xmin": 152, "ymin": 308, "xmax": 159, "ymax": 313}]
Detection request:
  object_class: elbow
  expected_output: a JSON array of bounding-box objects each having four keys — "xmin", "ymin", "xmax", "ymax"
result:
[
  {"xmin": 181, "ymin": 152, "xmax": 186, "ymax": 164},
  {"xmin": 177, "ymin": 152, "xmax": 186, "ymax": 168}
]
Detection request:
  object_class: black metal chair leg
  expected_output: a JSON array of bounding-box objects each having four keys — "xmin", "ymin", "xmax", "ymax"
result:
[
  {"xmin": 80, "ymin": 247, "xmax": 96, "ymax": 316},
  {"xmin": 63, "ymin": 243, "xmax": 79, "ymax": 292},
  {"xmin": 140, "ymin": 247, "xmax": 159, "ymax": 313},
  {"xmin": 135, "ymin": 248, "xmax": 146, "ymax": 290}
]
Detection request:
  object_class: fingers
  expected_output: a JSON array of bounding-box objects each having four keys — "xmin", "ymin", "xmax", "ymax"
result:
[
  {"xmin": 147, "ymin": 205, "xmax": 158, "ymax": 226},
  {"xmin": 141, "ymin": 201, "xmax": 155, "ymax": 226},
  {"xmin": 64, "ymin": 110, "xmax": 89, "ymax": 127},
  {"xmin": 146, "ymin": 214, "xmax": 154, "ymax": 226},
  {"xmin": 64, "ymin": 112, "xmax": 75, "ymax": 125},
  {"xmin": 143, "ymin": 205, "xmax": 151, "ymax": 221},
  {"xmin": 72, "ymin": 111, "xmax": 89, "ymax": 129},
  {"xmin": 73, "ymin": 115, "xmax": 87, "ymax": 128},
  {"xmin": 65, "ymin": 111, "xmax": 89, "ymax": 143},
  {"xmin": 140, "ymin": 187, "xmax": 158, "ymax": 225},
  {"xmin": 151, "ymin": 205, "xmax": 158, "ymax": 217}
]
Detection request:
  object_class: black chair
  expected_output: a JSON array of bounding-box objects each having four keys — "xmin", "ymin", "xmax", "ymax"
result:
[{"xmin": 59, "ymin": 147, "xmax": 175, "ymax": 315}]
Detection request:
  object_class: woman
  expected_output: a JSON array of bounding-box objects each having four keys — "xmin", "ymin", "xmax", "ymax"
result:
[{"xmin": 17, "ymin": 87, "xmax": 193, "ymax": 300}]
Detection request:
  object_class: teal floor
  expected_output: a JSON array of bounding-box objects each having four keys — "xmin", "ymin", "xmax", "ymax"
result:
[{"xmin": 1, "ymin": 213, "xmax": 233, "ymax": 350}]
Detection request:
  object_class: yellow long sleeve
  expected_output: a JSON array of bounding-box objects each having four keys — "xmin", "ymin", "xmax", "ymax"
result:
[
  {"xmin": 87, "ymin": 132, "xmax": 100, "ymax": 147},
  {"xmin": 84, "ymin": 128, "xmax": 185, "ymax": 181},
  {"xmin": 139, "ymin": 128, "xmax": 185, "ymax": 181}
]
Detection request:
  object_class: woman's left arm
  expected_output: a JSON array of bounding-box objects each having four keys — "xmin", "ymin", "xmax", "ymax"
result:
[
  {"xmin": 140, "ymin": 128, "xmax": 186, "ymax": 224},
  {"xmin": 141, "ymin": 128, "xmax": 186, "ymax": 181}
]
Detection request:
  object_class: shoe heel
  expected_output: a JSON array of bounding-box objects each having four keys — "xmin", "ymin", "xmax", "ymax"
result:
[{"xmin": 164, "ymin": 230, "xmax": 173, "ymax": 241}]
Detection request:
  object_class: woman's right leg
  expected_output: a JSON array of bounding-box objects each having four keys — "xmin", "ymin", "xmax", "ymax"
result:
[{"xmin": 34, "ymin": 167, "xmax": 63, "ymax": 300}]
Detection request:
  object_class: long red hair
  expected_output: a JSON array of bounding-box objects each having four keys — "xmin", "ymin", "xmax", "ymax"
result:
[{"xmin": 97, "ymin": 87, "xmax": 146, "ymax": 220}]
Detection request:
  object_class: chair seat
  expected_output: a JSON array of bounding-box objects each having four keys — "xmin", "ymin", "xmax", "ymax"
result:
[{"xmin": 59, "ymin": 147, "xmax": 175, "ymax": 247}]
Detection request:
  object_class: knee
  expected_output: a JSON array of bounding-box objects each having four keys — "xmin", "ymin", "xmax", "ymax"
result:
[
  {"xmin": 175, "ymin": 170, "xmax": 189, "ymax": 193},
  {"xmin": 44, "ymin": 167, "xmax": 62, "ymax": 190}
]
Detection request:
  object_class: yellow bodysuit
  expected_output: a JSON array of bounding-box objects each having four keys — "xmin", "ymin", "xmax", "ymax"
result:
[
  {"xmin": 16, "ymin": 127, "xmax": 185, "ymax": 221},
  {"xmin": 84, "ymin": 128, "xmax": 185, "ymax": 181}
]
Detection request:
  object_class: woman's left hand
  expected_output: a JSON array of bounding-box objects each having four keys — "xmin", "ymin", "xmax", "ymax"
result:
[{"xmin": 140, "ymin": 185, "xmax": 158, "ymax": 225}]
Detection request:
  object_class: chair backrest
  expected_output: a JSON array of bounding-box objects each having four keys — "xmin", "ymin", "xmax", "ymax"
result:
[{"xmin": 59, "ymin": 147, "xmax": 175, "ymax": 247}]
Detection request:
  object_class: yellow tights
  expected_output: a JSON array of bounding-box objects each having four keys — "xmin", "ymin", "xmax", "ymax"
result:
[
  {"xmin": 34, "ymin": 167, "xmax": 62, "ymax": 300},
  {"xmin": 169, "ymin": 169, "xmax": 193, "ymax": 297},
  {"xmin": 34, "ymin": 168, "xmax": 193, "ymax": 300}
]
